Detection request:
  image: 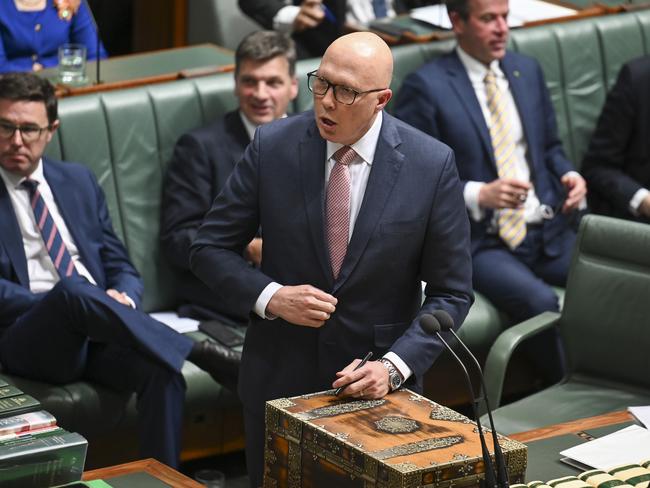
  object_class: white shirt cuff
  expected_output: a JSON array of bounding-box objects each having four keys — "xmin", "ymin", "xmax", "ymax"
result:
[
  {"xmin": 254, "ymin": 282, "xmax": 283, "ymax": 319},
  {"xmin": 383, "ymin": 352, "xmax": 412, "ymax": 382},
  {"xmin": 464, "ymin": 181, "xmax": 485, "ymax": 221},
  {"xmin": 273, "ymin": 5, "xmax": 300, "ymax": 33},
  {"xmin": 123, "ymin": 294, "xmax": 136, "ymax": 309},
  {"xmin": 630, "ymin": 188, "xmax": 650, "ymax": 215}
]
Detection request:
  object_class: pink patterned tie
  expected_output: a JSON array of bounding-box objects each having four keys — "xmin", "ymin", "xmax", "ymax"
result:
[{"xmin": 326, "ymin": 145, "xmax": 356, "ymax": 279}]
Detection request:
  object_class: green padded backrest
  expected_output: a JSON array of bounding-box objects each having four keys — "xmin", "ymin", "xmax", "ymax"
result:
[
  {"xmin": 561, "ymin": 215, "xmax": 650, "ymax": 388},
  {"xmin": 43, "ymin": 74, "xmax": 239, "ymax": 312},
  {"xmin": 388, "ymin": 38, "xmax": 456, "ymax": 112},
  {"xmin": 509, "ymin": 10, "xmax": 650, "ymax": 169},
  {"xmin": 293, "ymin": 57, "xmax": 320, "ymax": 113}
]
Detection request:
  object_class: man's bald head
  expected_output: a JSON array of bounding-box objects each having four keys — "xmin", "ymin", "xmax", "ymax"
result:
[
  {"xmin": 313, "ymin": 32, "xmax": 394, "ymax": 145},
  {"xmin": 322, "ymin": 32, "xmax": 393, "ymax": 90}
]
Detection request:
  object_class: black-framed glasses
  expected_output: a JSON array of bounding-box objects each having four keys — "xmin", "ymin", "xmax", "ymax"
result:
[
  {"xmin": 307, "ymin": 70, "xmax": 386, "ymax": 105},
  {"xmin": 0, "ymin": 120, "xmax": 51, "ymax": 142}
]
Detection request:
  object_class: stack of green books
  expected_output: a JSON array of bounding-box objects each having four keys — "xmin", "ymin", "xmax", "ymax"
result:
[{"xmin": 0, "ymin": 379, "xmax": 88, "ymax": 487}]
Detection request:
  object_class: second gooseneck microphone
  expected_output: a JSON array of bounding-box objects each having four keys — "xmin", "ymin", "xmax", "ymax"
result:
[
  {"xmin": 420, "ymin": 314, "xmax": 498, "ymax": 488},
  {"xmin": 432, "ymin": 310, "xmax": 509, "ymax": 488}
]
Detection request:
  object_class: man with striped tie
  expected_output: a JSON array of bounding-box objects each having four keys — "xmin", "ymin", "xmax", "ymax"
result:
[
  {"xmin": 395, "ymin": 0, "xmax": 587, "ymax": 379},
  {"xmin": 0, "ymin": 72, "xmax": 239, "ymax": 468}
]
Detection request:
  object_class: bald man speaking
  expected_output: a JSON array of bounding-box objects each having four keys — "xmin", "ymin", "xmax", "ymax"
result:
[{"xmin": 190, "ymin": 33, "xmax": 473, "ymax": 486}]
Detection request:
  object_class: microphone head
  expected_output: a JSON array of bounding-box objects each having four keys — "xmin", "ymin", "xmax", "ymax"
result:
[
  {"xmin": 432, "ymin": 310, "xmax": 454, "ymax": 332},
  {"xmin": 420, "ymin": 314, "xmax": 441, "ymax": 335}
]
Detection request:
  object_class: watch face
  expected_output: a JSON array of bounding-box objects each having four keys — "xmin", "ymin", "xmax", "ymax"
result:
[{"xmin": 390, "ymin": 373, "xmax": 402, "ymax": 390}]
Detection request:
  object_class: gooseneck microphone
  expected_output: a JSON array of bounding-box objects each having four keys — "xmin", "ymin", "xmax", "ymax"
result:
[
  {"xmin": 433, "ymin": 310, "xmax": 509, "ymax": 488},
  {"xmin": 83, "ymin": 0, "xmax": 102, "ymax": 84},
  {"xmin": 420, "ymin": 314, "xmax": 497, "ymax": 488}
]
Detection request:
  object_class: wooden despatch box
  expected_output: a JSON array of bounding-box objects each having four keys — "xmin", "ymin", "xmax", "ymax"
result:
[{"xmin": 264, "ymin": 389, "xmax": 527, "ymax": 487}]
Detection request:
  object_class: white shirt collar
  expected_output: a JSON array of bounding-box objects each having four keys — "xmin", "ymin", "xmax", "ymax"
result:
[
  {"xmin": 325, "ymin": 110, "xmax": 383, "ymax": 166},
  {"xmin": 456, "ymin": 46, "xmax": 504, "ymax": 84},
  {"xmin": 239, "ymin": 111, "xmax": 289, "ymax": 141},
  {"xmin": 0, "ymin": 159, "xmax": 45, "ymax": 190}
]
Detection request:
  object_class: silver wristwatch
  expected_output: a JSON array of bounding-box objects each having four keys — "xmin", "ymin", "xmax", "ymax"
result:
[{"xmin": 378, "ymin": 358, "xmax": 403, "ymax": 391}]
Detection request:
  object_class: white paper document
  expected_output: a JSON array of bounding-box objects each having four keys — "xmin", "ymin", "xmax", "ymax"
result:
[
  {"xmin": 628, "ymin": 406, "xmax": 650, "ymax": 428},
  {"xmin": 150, "ymin": 311, "xmax": 200, "ymax": 334},
  {"xmin": 560, "ymin": 425, "xmax": 650, "ymax": 470},
  {"xmin": 410, "ymin": 0, "xmax": 577, "ymax": 29}
]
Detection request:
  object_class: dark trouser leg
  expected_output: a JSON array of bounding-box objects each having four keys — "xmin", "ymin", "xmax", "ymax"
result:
[
  {"xmin": 243, "ymin": 407, "xmax": 265, "ymax": 488},
  {"xmin": 0, "ymin": 277, "xmax": 193, "ymax": 383},
  {"xmin": 0, "ymin": 279, "xmax": 189, "ymax": 467},
  {"xmin": 84, "ymin": 343, "xmax": 186, "ymax": 468},
  {"xmin": 472, "ymin": 229, "xmax": 572, "ymax": 382}
]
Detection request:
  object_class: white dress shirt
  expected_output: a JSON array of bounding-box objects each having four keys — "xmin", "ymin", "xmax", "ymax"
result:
[
  {"xmin": 0, "ymin": 161, "xmax": 96, "ymax": 293},
  {"xmin": 456, "ymin": 47, "xmax": 584, "ymax": 225},
  {"xmin": 252, "ymin": 111, "xmax": 413, "ymax": 381}
]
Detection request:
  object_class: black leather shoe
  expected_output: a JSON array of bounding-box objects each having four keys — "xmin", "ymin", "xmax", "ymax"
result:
[{"xmin": 189, "ymin": 340, "xmax": 241, "ymax": 392}]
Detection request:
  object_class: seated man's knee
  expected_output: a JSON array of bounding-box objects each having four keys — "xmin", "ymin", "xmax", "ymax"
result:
[
  {"xmin": 51, "ymin": 275, "xmax": 92, "ymax": 298},
  {"xmin": 524, "ymin": 286, "xmax": 559, "ymax": 318}
]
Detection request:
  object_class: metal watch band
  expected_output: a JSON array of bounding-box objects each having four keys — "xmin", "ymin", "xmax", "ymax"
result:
[{"xmin": 378, "ymin": 358, "xmax": 403, "ymax": 391}]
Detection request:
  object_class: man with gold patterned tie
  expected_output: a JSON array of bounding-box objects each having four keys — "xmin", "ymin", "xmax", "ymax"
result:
[{"xmin": 395, "ymin": 0, "xmax": 587, "ymax": 329}]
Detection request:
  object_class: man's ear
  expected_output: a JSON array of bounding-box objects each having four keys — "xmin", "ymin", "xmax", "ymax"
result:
[
  {"xmin": 290, "ymin": 76, "xmax": 299, "ymax": 100},
  {"xmin": 46, "ymin": 119, "xmax": 60, "ymax": 143},
  {"xmin": 449, "ymin": 11, "xmax": 465, "ymax": 36},
  {"xmin": 375, "ymin": 89, "xmax": 392, "ymax": 112}
]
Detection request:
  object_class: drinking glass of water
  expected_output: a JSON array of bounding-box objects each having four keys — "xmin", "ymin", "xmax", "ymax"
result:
[{"xmin": 58, "ymin": 44, "xmax": 88, "ymax": 85}]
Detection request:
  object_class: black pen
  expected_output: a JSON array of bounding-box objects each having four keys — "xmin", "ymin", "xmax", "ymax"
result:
[{"xmin": 334, "ymin": 351, "xmax": 373, "ymax": 396}]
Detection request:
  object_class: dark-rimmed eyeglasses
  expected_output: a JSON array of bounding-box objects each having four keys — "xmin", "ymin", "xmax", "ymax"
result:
[
  {"xmin": 307, "ymin": 70, "xmax": 386, "ymax": 105},
  {"xmin": 0, "ymin": 120, "xmax": 51, "ymax": 142}
]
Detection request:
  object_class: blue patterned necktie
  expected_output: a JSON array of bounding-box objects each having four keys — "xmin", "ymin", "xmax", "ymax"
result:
[
  {"xmin": 372, "ymin": 0, "xmax": 388, "ymax": 18},
  {"xmin": 20, "ymin": 178, "xmax": 78, "ymax": 278}
]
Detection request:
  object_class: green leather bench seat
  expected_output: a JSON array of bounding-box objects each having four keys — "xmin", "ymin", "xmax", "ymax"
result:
[
  {"xmin": 2, "ymin": 8, "xmax": 650, "ymax": 467},
  {"xmin": 481, "ymin": 215, "xmax": 650, "ymax": 435}
]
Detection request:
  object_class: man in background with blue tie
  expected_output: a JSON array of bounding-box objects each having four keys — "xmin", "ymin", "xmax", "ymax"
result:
[
  {"xmin": 395, "ymin": 0, "xmax": 587, "ymax": 380},
  {"xmin": 0, "ymin": 72, "xmax": 239, "ymax": 468}
]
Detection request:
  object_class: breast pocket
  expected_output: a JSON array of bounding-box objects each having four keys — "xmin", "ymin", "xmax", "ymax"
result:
[
  {"xmin": 374, "ymin": 322, "xmax": 408, "ymax": 348},
  {"xmin": 380, "ymin": 219, "xmax": 424, "ymax": 236}
]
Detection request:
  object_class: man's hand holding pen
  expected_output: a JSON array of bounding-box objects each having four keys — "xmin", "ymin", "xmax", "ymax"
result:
[{"xmin": 333, "ymin": 353, "xmax": 394, "ymax": 400}]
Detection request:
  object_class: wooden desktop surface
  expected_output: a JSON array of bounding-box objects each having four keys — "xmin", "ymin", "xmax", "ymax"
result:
[
  {"xmin": 83, "ymin": 458, "xmax": 203, "ymax": 487},
  {"xmin": 510, "ymin": 410, "xmax": 633, "ymax": 443},
  {"xmin": 42, "ymin": 44, "xmax": 234, "ymax": 98},
  {"xmin": 509, "ymin": 411, "xmax": 635, "ymax": 481}
]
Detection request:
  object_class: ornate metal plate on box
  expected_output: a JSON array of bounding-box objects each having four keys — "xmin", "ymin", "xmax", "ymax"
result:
[{"xmin": 264, "ymin": 388, "xmax": 526, "ymax": 487}]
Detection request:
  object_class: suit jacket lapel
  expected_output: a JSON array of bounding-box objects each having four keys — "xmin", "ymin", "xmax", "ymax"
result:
[
  {"xmin": 445, "ymin": 53, "xmax": 494, "ymax": 165},
  {"xmin": 299, "ymin": 122, "xmax": 332, "ymax": 284},
  {"xmin": 224, "ymin": 110, "xmax": 250, "ymax": 170},
  {"xmin": 501, "ymin": 55, "xmax": 537, "ymax": 171},
  {"xmin": 0, "ymin": 181, "xmax": 29, "ymax": 286},
  {"xmin": 334, "ymin": 114, "xmax": 404, "ymax": 293}
]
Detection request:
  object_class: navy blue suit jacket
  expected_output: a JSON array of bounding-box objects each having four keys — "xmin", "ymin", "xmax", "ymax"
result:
[
  {"xmin": 161, "ymin": 111, "xmax": 251, "ymax": 322},
  {"xmin": 394, "ymin": 50, "xmax": 575, "ymax": 256},
  {"xmin": 582, "ymin": 55, "xmax": 650, "ymax": 222},
  {"xmin": 190, "ymin": 111, "xmax": 473, "ymax": 413},
  {"xmin": 0, "ymin": 158, "xmax": 142, "ymax": 328}
]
